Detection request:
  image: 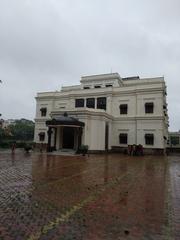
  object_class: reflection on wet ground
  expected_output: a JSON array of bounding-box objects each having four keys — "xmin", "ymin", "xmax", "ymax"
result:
[{"xmin": 0, "ymin": 152, "xmax": 179, "ymax": 239}]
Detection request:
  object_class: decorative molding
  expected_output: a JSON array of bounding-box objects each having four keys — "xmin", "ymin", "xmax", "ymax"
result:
[
  {"xmin": 113, "ymin": 116, "xmax": 165, "ymax": 121},
  {"xmin": 143, "ymin": 98, "xmax": 155, "ymax": 100},
  {"xmin": 50, "ymin": 109, "xmax": 113, "ymax": 120},
  {"xmin": 143, "ymin": 129, "xmax": 156, "ymax": 132},
  {"xmin": 35, "ymin": 86, "xmax": 164, "ymax": 101},
  {"xmin": 118, "ymin": 99, "xmax": 130, "ymax": 102},
  {"xmin": 118, "ymin": 129, "xmax": 129, "ymax": 131}
]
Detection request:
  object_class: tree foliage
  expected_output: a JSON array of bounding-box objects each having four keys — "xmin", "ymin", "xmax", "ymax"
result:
[{"xmin": 0, "ymin": 119, "xmax": 34, "ymax": 142}]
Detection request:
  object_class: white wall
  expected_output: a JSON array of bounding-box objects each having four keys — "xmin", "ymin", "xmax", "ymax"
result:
[
  {"xmin": 137, "ymin": 120, "xmax": 165, "ymax": 148},
  {"xmin": 111, "ymin": 119, "xmax": 165, "ymax": 149},
  {"xmin": 111, "ymin": 121, "xmax": 136, "ymax": 146},
  {"xmin": 34, "ymin": 74, "xmax": 168, "ymax": 151},
  {"xmin": 34, "ymin": 121, "xmax": 48, "ymax": 143},
  {"xmin": 111, "ymin": 95, "xmax": 136, "ymax": 117},
  {"xmin": 79, "ymin": 116, "xmax": 106, "ymax": 151},
  {"xmin": 137, "ymin": 93, "xmax": 163, "ymax": 117}
]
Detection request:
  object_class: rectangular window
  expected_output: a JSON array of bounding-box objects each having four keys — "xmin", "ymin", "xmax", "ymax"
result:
[
  {"xmin": 105, "ymin": 84, "xmax": 113, "ymax": 87},
  {"xmin": 83, "ymin": 86, "xmax": 90, "ymax": 89},
  {"xmin": 40, "ymin": 108, "xmax": 47, "ymax": 117},
  {"xmin": 86, "ymin": 98, "xmax": 95, "ymax": 108},
  {"xmin": 145, "ymin": 134, "xmax": 154, "ymax": 145},
  {"xmin": 120, "ymin": 104, "xmax": 128, "ymax": 114},
  {"xmin": 94, "ymin": 85, "xmax": 101, "ymax": 88},
  {"xmin": 75, "ymin": 99, "xmax": 84, "ymax": 108},
  {"xmin": 170, "ymin": 136, "xmax": 179, "ymax": 145},
  {"xmin": 97, "ymin": 97, "xmax": 106, "ymax": 110},
  {"xmin": 119, "ymin": 133, "xmax": 128, "ymax": 144},
  {"xmin": 39, "ymin": 132, "xmax": 45, "ymax": 141},
  {"xmin": 145, "ymin": 102, "xmax": 154, "ymax": 113}
]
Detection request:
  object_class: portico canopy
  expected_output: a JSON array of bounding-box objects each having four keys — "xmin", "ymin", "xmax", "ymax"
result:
[{"xmin": 46, "ymin": 112, "xmax": 85, "ymax": 127}]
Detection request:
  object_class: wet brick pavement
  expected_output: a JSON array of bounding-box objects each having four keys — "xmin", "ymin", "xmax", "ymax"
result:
[{"xmin": 0, "ymin": 151, "xmax": 179, "ymax": 239}]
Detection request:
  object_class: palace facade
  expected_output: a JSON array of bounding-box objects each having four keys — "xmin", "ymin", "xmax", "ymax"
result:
[{"xmin": 34, "ymin": 73, "xmax": 169, "ymax": 153}]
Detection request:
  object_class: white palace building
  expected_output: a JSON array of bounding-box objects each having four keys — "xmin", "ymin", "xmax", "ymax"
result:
[{"xmin": 34, "ymin": 73, "xmax": 169, "ymax": 154}]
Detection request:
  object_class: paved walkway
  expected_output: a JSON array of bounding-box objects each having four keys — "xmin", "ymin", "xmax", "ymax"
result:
[{"xmin": 0, "ymin": 151, "xmax": 179, "ymax": 239}]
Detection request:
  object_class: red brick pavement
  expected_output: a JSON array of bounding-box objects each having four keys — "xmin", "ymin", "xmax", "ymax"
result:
[
  {"xmin": 0, "ymin": 151, "xmax": 179, "ymax": 239},
  {"xmin": 169, "ymin": 156, "xmax": 180, "ymax": 240}
]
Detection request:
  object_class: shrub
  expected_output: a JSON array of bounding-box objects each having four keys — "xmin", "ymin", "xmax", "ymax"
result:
[
  {"xmin": 0, "ymin": 140, "xmax": 34, "ymax": 149},
  {"xmin": 78, "ymin": 145, "xmax": 89, "ymax": 155},
  {"xmin": 0, "ymin": 141, "xmax": 13, "ymax": 148}
]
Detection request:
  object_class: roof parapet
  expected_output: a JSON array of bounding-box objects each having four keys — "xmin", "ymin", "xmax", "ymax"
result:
[
  {"xmin": 80, "ymin": 73, "xmax": 123, "ymax": 86},
  {"xmin": 122, "ymin": 76, "xmax": 140, "ymax": 81}
]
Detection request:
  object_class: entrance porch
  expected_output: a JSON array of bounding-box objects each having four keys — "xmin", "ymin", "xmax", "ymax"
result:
[{"xmin": 46, "ymin": 113, "xmax": 84, "ymax": 152}]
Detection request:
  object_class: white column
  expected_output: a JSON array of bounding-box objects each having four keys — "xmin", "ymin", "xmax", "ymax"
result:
[{"xmin": 95, "ymin": 98, "xmax": 97, "ymax": 109}]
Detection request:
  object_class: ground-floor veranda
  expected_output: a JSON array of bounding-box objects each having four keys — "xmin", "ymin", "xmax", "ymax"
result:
[
  {"xmin": 46, "ymin": 125, "xmax": 84, "ymax": 152},
  {"xmin": 45, "ymin": 114, "xmax": 85, "ymax": 152}
]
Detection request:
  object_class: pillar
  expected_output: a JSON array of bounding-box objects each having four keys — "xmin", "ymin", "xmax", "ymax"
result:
[
  {"xmin": 54, "ymin": 127, "xmax": 57, "ymax": 151},
  {"xmin": 47, "ymin": 127, "xmax": 53, "ymax": 152},
  {"xmin": 78, "ymin": 127, "xmax": 83, "ymax": 148}
]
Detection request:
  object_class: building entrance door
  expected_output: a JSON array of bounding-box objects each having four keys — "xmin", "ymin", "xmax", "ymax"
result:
[{"xmin": 63, "ymin": 127, "xmax": 74, "ymax": 149}]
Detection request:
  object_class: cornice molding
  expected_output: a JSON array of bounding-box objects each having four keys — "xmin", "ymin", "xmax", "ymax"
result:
[
  {"xmin": 35, "ymin": 114, "xmax": 164, "ymax": 123},
  {"xmin": 51, "ymin": 109, "xmax": 113, "ymax": 120},
  {"xmin": 113, "ymin": 116, "xmax": 165, "ymax": 121},
  {"xmin": 35, "ymin": 87, "xmax": 164, "ymax": 101}
]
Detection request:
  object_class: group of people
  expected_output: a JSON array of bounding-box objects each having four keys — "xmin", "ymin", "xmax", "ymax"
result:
[
  {"xmin": 11, "ymin": 142, "xmax": 33, "ymax": 154},
  {"xmin": 127, "ymin": 144, "xmax": 144, "ymax": 156}
]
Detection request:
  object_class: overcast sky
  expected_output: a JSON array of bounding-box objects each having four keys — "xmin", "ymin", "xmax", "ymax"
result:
[{"xmin": 0, "ymin": 0, "xmax": 179, "ymax": 131}]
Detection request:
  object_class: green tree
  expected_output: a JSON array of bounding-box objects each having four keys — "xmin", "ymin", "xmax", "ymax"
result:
[
  {"xmin": 0, "ymin": 128, "xmax": 5, "ymax": 142},
  {"xmin": 9, "ymin": 119, "xmax": 34, "ymax": 141}
]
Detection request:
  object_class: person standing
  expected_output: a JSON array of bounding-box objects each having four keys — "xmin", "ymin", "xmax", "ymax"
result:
[
  {"xmin": 11, "ymin": 142, "xmax": 16, "ymax": 154},
  {"xmin": 40, "ymin": 143, "xmax": 43, "ymax": 153},
  {"xmin": 128, "ymin": 145, "xmax": 133, "ymax": 156},
  {"xmin": 132, "ymin": 144, "xmax": 136, "ymax": 156}
]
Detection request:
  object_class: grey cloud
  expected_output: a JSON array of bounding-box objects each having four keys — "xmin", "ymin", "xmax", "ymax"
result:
[{"xmin": 0, "ymin": 0, "xmax": 179, "ymax": 130}]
